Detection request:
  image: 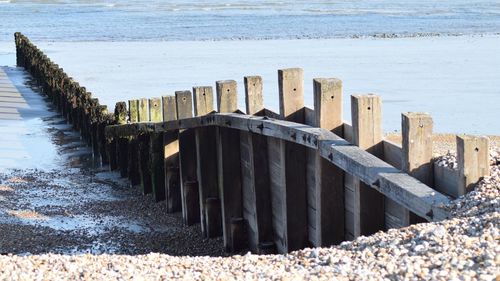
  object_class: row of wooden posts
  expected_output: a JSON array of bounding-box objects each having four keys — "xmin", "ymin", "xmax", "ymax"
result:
[{"xmin": 15, "ymin": 32, "xmax": 490, "ymax": 254}]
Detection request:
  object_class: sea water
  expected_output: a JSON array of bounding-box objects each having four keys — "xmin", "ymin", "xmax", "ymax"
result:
[
  {"xmin": 1, "ymin": 0, "xmax": 500, "ymax": 42},
  {"xmin": 0, "ymin": 0, "xmax": 499, "ymax": 136}
]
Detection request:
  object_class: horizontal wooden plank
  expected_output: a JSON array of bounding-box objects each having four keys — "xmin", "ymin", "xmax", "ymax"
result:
[
  {"xmin": 105, "ymin": 113, "xmax": 451, "ymax": 221},
  {"xmin": 433, "ymin": 164, "xmax": 459, "ymax": 198},
  {"xmin": 383, "ymin": 140, "xmax": 403, "ymax": 170}
]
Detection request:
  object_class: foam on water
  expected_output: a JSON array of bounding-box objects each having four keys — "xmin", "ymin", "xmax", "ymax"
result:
[{"xmin": 1, "ymin": 0, "xmax": 499, "ymax": 41}]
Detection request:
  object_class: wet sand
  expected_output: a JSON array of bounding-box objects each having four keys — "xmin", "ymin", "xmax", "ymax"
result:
[
  {"xmin": 19, "ymin": 35, "xmax": 500, "ymax": 135},
  {"xmin": 0, "ymin": 68, "xmax": 225, "ymax": 256}
]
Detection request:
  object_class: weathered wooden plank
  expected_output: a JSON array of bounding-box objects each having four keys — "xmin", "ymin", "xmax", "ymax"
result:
[
  {"xmin": 216, "ymin": 80, "xmax": 244, "ymax": 252},
  {"xmin": 127, "ymin": 100, "xmax": 140, "ymax": 187},
  {"xmin": 382, "ymin": 139, "xmax": 404, "ymax": 230},
  {"xmin": 149, "ymin": 98, "xmax": 162, "ymax": 122},
  {"xmin": 383, "ymin": 140, "xmax": 402, "ymax": 169},
  {"xmin": 457, "ymin": 135, "xmax": 490, "ymax": 195},
  {"xmin": 108, "ymin": 102, "xmax": 126, "ymax": 170},
  {"xmin": 193, "ymin": 86, "xmax": 220, "ymax": 238},
  {"xmin": 241, "ymin": 76, "xmax": 274, "ymax": 253},
  {"xmin": 244, "ymin": 76, "xmax": 263, "ymax": 115},
  {"xmin": 162, "ymin": 95, "xmax": 181, "ymax": 213},
  {"xmin": 433, "ymin": 164, "xmax": 459, "ymax": 198},
  {"xmin": 149, "ymin": 97, "xmax": 166, "ymax": 202},
  {"xmin": 268, "ymin": 68, "xmax": 308, "ymax": 253},
  {"xmin": 138, "ymin": 98, "xmax": 149, "ymax": 122},
  {"xmin": 137, "ymin": 98, "xmax": 151, "ymax": 195},
  {"xmin": 216, "ymin": 80, "xmax": 238, "ymax": 113},
  {"xmin": 105, "ymin": 113, "xmax": 451, "ymax": 222},
  {"xmin": 401, "ymin": 112, "xmax": 433, "ymax": 225},
  {"xmin": 348, "ymin": 94, "xmax": 385, "ymax": 238},
  {"xmin": 176, "ymin": 91, "xmax": 199, "ymax": 225},
  {"xmin": 162, "ymin": 96, "xmax": 177, "ymax": 122},
  {"xmin": 308, "ymin": 78, "xmax": 344, "ymax": 247},
  {"xmin": 129, "ymin": 100, "xmax": 139, "ymax": 123}
]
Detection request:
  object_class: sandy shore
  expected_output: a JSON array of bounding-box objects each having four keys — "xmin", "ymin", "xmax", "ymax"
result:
[
  {"xmin": 0, "ymin": 156, "xmax": 497, "ymax": 280},
  {"xmin": 2, "ymin": 35, "xmax": 495, "ymax": 135}
]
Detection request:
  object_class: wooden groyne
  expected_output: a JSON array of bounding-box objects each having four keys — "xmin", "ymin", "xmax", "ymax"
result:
[{"xmin": 14, "ymin": 32, "xmax": 491, "ymax": 254}]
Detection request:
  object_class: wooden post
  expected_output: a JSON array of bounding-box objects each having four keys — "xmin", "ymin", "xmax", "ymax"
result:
[
  {"xmin": 241, "ymin": 75, "xmax": 274, "ymax": 253},
  {"xmin": 267, "ymin": 68, "xmax": 308, "ymax": 253},
  {"xmin": 127, "ymin": 100, "xmax": 141, "ymax": 186},
  {"xmin": 129, "ymin": 99, "xmax": 139, "ymax": 123},
  {"xmin": 216, "ymin": 80, "xmax": 238, "ymax": 112},
  {"xmin": 176, "ymin": 91, "xmax": 200, "ymax": 225},
  {"xmin": 216, "ymin": 80, "xmax": 245, "ymax": 252},
  {"xmin": 400, "ymin": 113, "xmax": 433, "ymax": 224},
  {"xmin": 193, "ymin": 86, "xmax": 221, "ymax": 238},
  {"xmin": 244, "ymin": 76, "xmax": 264, "ymax": 115},
  {"xmin": 107, "ymin": 102, "xmax": 125, "ymax": 170},
  {"xmin": 138, "ymin": 98, "xmax": 152, "ymax": 194},
  {"xmin": 308, "ymin": 78, "xmax": 344, "ymax": 247},
  {"xmin": 149, "ymin": 97, "xmax": 165, "ymax": 202},
  {"xmin": 205, "ymin": 197, "xmax": 222, "ymax": 238},
  {"xmin": 89, "ymin": 98, "xmax": 100, "ymax": 156},
  {"xmin": 97, "ymin": 105, "xmax": 110, "ymax": 165},
  {"xmin": 162, "ymin": 95, "xmax": 181, "ymax": 213},
  {"xmin": 457, "ymin": 135, "xmax": 490, "ymax": 195},
  {"xmin": 347, "ymin": 94, "xmax": 385, "ymax": 239}
]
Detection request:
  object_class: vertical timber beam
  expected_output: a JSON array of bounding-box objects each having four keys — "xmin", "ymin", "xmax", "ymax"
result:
[
  {"xmin": 193, "ymin": 86, "xmax": 221, "ymax": 238},
  {"xmin": 347, "ymin": 94, "xmax": 385, "ymax": 239},
  {"xmin": 127, "ymin": 100, "xmax": 141, "ymax": 186},
  {"xmin": 110, "ymin": 101, "xmax": 127, "ymax": 171},
  {"xmin": 216, "ymin": 80, "xmax": 245, "ymax": 252},
  {"xmin": 163, "ymin": 95, "xmax": 181, "ymax": 213},
  {"xmin": 268, "ymin": 68, "xmax": 308, "ymax": 253},
  {"xmin": 401, "ymin": 113, "xmax": 433, "ymax": 224},
  {"xmin": 457, "ymin": 135, "xmax": 490, "ymax": 196},
  {"xmin": 176, "ymin": 91, "xmax": 199, "ymax": 225},
  {"xmin": 308, "ymin": 78, "xmax": 344, "ymax": 247},
  {"xmin": 149, "ymin": 97, "xmax": 165, "ymax": 202},
  {"xmin": 138, "ymin": 98, "xmax": 152, "ymax": 194},
  {"xmin": 241, "ymin": 76, "xmax": 274, "ymax": 254}
]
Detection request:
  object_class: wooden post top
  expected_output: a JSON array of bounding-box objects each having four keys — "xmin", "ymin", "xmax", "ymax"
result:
[
  {"xmin": 313, "ymin": 78, "xmax": 343, "ymax": 132},
  {"xmin": 114, "ymin": 101, "xmax": 127, "ymax": 125},
  {"xmin": 244, "ymin": 76, "xmax": 263, "ymax": 115},
  {"xmin": 216, "ymin": 80, "xmax": 238, "ymax": 113},
  {"xmin": 278, "ymin": 68, "xmax": 304, "ymax": 122},
  {"xmin": 351, "ymin": 94, "xmax": 382, "ymax": 151},
  {"xmin": 162, "ymin": 96, "xmax": 177, "ymax": 121},
  {"xmin": 175, "ymin": 90, "xmax": 193, "ymax": 119},
  {"xmin": 193, "ymin": 86, "xmax": 214, "ymax": 116}
]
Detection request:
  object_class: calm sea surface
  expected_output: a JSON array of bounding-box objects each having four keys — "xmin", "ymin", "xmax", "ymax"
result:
[{"xmin": 1, "ymin": 0, "xmax": 500, "ymax": 41}]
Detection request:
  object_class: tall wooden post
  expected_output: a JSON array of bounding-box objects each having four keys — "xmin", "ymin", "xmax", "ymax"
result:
[
  {"xmin": 240, "ymin": 76, "xmax": 274, "ymax": 253},
  {"xmin": 138, "ymin": 98, "xmax": 152, "ymax": 194},
  {"xmin": 111, "ymin": 101, "xmax": 127, "ymax": 171},
  {"xmin": 457, "ymin": 135, "xmax": 490, "ymax": 195},
  {"xmin": 267, "ymin": 68, "xmax": 308, "ymax": 253},
  {"xmin": 400, "ymin": 113, "xmax": 433, "ymax": 224},
  {"xmin": 193, "ymin": 86, "xmax": 221, "ymax": 238},
  {"xmin": 149, "ymin": 97, "xmax": 165, "ymax": 202},
  {"xmin": 308, "ymin": 78, "xmax": 344, "ymax": 247},
  {"xmin": 162, "ymin": 95, "xmax": 181, "ymax": 212},
  {"xmin": 176, "ymin": 91, "xmax": 200, "ymax": 225},
  {"xmin": 346, "ymin": 94, "xmax": 385, "ymax": 239},
  {"xmin": 216, "ymin": 80, "xmax": 245, "ymax": 251},
  {"xmin": 127, "ymin": 99, "xmax": 141, "ymax": 186}
]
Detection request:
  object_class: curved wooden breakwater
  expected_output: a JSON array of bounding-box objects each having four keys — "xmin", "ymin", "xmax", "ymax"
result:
[{"xmin": 14, "ymin": 32, "xmax": 491, "ymax": 254}]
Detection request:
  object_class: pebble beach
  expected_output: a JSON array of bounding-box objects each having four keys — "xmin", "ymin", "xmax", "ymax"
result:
[
  {"xmin": 0, "ymin": 142, "xmax": 498, "ymax": 280},
  {"xmin": 1, "ymin": 1, "xmax": 500, "ymax": 280}
]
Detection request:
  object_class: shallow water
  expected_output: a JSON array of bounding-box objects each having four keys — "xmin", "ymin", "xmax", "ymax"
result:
[
  {"xmin": 1, "ymin": 0, "xmax": 500, "ymax": 42},
  {"xmin": 28, "ymin": 36, "xmax": 500, "ymax": 135}
]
